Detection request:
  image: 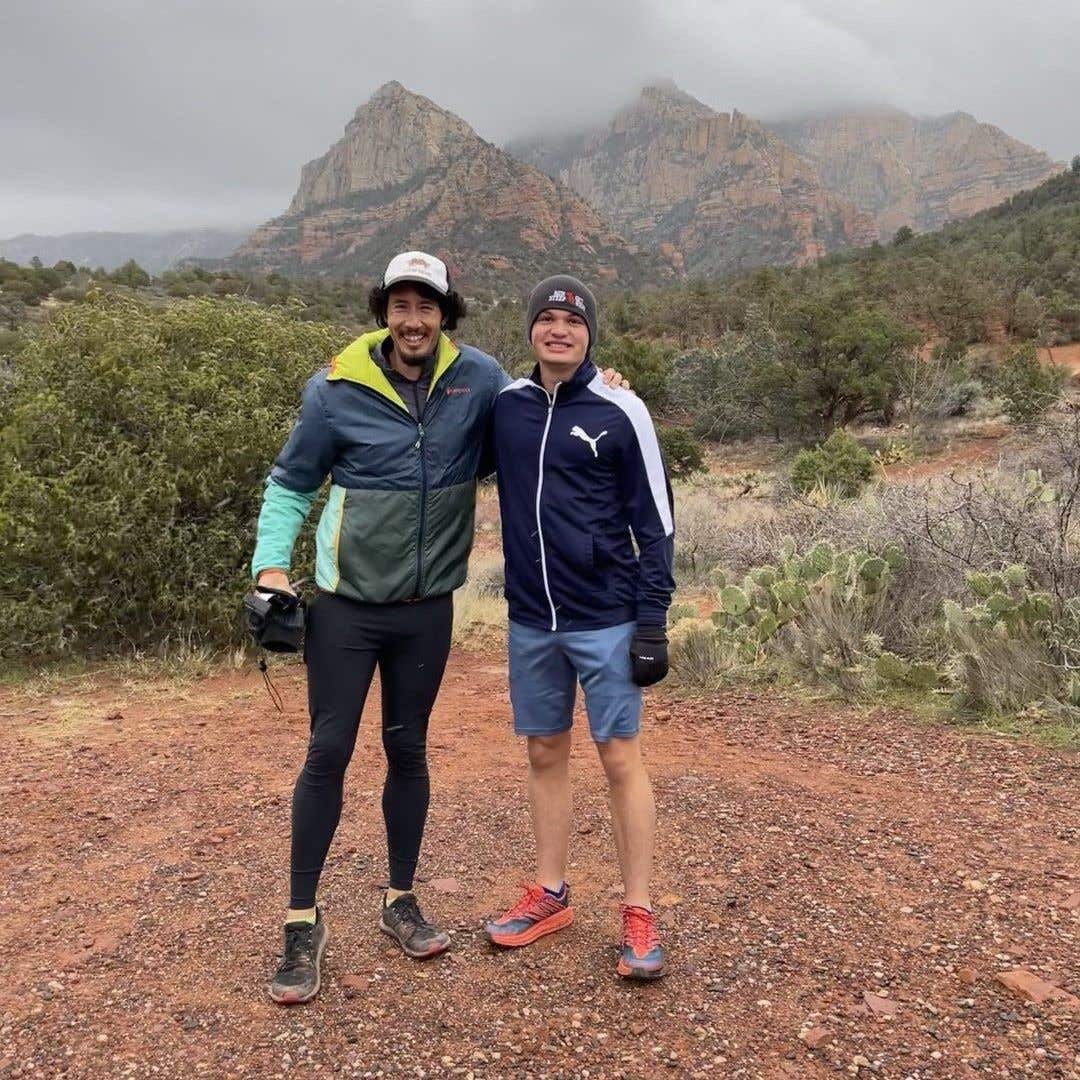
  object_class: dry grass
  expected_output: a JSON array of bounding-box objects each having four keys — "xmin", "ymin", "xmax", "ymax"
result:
[{"xmin": 452, "ymin": 553, "xmax": 507, "ymax": 648}]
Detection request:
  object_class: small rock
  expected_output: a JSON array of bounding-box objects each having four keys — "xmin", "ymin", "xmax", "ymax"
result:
[
  {"xmin": 1063, "ymin": 891, "xmax": 1080, "ymax": 911},
  {"xmin": 863, "ymin": 991, "xmax": 898, "ymax": 1017},
  {"xmin": 994, "ymin": 969, "xmax": 1079, "ymax": 1008},
  {"xmin": 576, "ymin": 824, "xmax": 593, "ymax": 835},
  {"xmin": 800, "ymin": 1026, "xmax": 831, "ymax": 1050},
  {"xmin": 957, "ymin": 967, "xmax": 978, "ymax": 985},
  {"xmin": 654, "ymin": 710, "xmax": 671, "ymax": 722},
  {"xmin": 428, "ymin": 878, "xmax": 460, "ymax": 893},
  {"xmin": 340, "ymin": 974, "xmax": 368, "ymax": 993},
  {"xmin": 657, "ymin": 893, "xmax": 683, "ymax": 908}
]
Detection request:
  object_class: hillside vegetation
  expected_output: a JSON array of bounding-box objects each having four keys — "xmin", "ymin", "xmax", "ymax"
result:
[{"xmin": 3, "ymin": 167, "xmax": 1080, "ymax": 742}]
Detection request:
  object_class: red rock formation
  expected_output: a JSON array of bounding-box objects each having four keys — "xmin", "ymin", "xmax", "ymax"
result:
[
  {"xmin": 768, "ymin": 107, "xmax": 1062, "ymax": 239},
  {"xmin": 512, "ymin": 83, "xmax": 877, "ymax": 276},
  {"xmin": 233, "ymin": 82, "xmax": 675, "ymax": 291}
]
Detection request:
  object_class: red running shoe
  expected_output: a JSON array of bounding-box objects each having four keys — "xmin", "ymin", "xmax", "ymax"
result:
[
  {"xmin": 484, "ymin": 882, "xmax": 573, "ymax": 947},
  {"xmin": 617, "ymin": 904, "xmax": 665, "ymax": 980}
]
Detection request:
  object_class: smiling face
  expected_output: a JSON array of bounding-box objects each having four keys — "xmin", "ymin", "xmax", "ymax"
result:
[
  {"xmin": 386, "ymin": 283, "xmax": 443, "ymax": 366},
  {"xmin": 529, "ymin": 308, "xmax": 590, "ymax": 377}
]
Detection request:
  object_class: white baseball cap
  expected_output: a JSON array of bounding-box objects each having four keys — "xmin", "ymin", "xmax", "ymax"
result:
[{"xmin": 382, "ymin": 250, "xmax": 450, "ymax": 296}]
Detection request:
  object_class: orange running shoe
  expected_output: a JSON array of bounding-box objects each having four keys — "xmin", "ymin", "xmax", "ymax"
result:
[
  {"xmin": 484, "ymin": 882, "xmax": 573, "ymax": 947},
  {"xmin": 617, "ymin": 904, "xmax": 665, "ymax": 980}
]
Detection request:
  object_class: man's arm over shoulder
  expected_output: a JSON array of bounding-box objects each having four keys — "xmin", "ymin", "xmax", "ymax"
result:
[
  {"xmin": 611, "ymin": 392, "xmax": 676, "ymax": 628},
  {"xmin": 464, "ymin": 347, "xmax": 514, "ymax": 480}
]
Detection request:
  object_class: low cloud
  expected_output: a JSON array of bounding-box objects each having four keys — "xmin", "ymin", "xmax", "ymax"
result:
[{"xmin": 2, "ymin": 0, "xmax": 1076, "ymax": 234}]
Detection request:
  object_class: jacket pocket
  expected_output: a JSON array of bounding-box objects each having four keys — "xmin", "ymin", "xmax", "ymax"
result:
[{"xmin": 568, "ymin": 529, "xmax": 596, "ymax": 575}]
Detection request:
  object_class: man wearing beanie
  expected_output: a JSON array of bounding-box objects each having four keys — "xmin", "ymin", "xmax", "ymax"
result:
[{"xmin": 483, "ymin": 275, "xmax": 675, "ymax": 980}]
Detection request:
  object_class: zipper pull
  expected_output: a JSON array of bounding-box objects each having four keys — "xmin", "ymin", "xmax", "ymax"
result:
[{"xmin": 414, "ymin": 423, "xmax": 425, "ymax": 450}]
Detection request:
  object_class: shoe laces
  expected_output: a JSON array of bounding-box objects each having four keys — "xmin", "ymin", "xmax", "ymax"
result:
[
  {"xmin": 621, "ymin": 905, "xmax": 660, "ymax": 953},
  {"xmin": 282, "ymin": 922, "xmax": 315, "ymax": 970},
  {"xmin": 505, "ymin": 882, "xmax": 547, "ymax": 918},
  {"xmin": 391, "ymin": 893, "xmax": 430, "ymax": 934}
]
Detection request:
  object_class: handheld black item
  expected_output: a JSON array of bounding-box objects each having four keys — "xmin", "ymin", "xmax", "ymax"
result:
[
  {"xmin": 630, "ymin": 626, "xmax": 669, "ymax": 687},
  {"xmin": 244, "ymin": 585, "xmax": 306, "ymax": 653}
]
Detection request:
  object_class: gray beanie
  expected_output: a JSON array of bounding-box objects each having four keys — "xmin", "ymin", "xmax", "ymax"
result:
[{"xmin": 525, "ymin": 275, "xmax": 598, "ymax": 354}]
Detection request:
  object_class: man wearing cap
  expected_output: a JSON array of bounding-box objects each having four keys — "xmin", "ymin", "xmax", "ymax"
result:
[
  {"xmin": 483, "ymin": 276, "xmax": 675, "ymax": 980},
  {"xmin": 251, "ymin": 254, "xmax": 629, "ymax": 1003}
]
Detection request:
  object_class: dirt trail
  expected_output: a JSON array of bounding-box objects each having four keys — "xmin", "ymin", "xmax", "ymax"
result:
[{"xmin": 1, "ymin": 652, "xmax": 1077, "ymax": 1079}]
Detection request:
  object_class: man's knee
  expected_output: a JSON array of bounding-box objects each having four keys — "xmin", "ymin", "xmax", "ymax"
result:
[
  {"xmin": 302, "ymin": 733, "xmax": 353, "ymax": 783},
  {"xmin": 383, "ymin": 720, "xmax": 429, "ymax": 780},
  {"xmin": 596, "ymin": 736, "xmax": 642, "ymax": 786},
  {"xmin": 527, "ymin": 732, "xmax": 571, "ymax": 772}
]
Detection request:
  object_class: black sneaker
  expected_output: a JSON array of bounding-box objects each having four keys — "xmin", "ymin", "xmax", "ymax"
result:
[
  {"xmin": 378, "ymin": 893, "xmax": 450, "ymax": 959},
  {"xmin": 269, "ymin": 908, "xmax": 328, "ymax": 1005}
]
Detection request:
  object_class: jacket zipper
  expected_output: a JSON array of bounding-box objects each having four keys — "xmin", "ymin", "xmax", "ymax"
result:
[
  {"xmin": 414, "ymin": 415, "xmax": 428, "ymax": 598},
  {"xmin": 535, "ymin": 383, "xmax": 560, "ymax": 631}
]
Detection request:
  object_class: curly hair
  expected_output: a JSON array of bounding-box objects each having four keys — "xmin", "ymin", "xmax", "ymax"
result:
[{"xmin": 367, "ymin": 280, "xmax": 468, "ymax": 331}]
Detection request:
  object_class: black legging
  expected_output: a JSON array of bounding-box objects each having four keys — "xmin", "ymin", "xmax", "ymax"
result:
[{"xmin": 289, "ymin": 590, "xmax": 453, "ymax": 908}]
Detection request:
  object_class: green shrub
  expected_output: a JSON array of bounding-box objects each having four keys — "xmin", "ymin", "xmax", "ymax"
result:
[
  {"xmin": 657, "ymin": 425, "xmax": 706, "ymax": 480},
  {"xmin": 591, "ymin": 335, "xmax": 673, "ymax": 408},
  {"xmin": 0, "ymin": 293, "xmax": 349, "ymax": 658},
  {"xmin": 993, "ymin": 342, "xmax": 1066, "ymax": 424},
  {"xmin": 790, "ymin": 430, "xmax": 877, "ymax": 498}
]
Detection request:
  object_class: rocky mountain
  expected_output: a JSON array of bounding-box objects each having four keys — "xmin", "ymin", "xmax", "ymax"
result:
[
  {"xmin": 510, "ymin": 81, "xmax": 877, "ymax": 277},
  {"xmin": 0, "ymin": 228, "xmax": 251, "ymax": 275},
  {"xmin": 232, "ymin": 82, "xmax": 672, "ymax": 292},
  {"xmin": 766, "ymin": 107, "xmax": 1062, "ymax": 239}
]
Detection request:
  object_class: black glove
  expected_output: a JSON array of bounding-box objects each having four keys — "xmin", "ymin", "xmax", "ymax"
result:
[
  {"xmin": 630, "ymin": 625, "xmax": 669, "ymax": 687},
  {"xmin": 243, "ymin": 585, "xmax": 306, "ymax": 653}
]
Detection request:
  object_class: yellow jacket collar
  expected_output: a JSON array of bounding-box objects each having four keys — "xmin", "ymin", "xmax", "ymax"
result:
[{"xmin": 328, "ymin": 329, "xmax": 461, "ymax": 409}]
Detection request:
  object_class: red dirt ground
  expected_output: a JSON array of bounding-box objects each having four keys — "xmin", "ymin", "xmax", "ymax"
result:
[{"xmin": 1, "ymin": 652, "xmax": 1077, "ymax": 1079}]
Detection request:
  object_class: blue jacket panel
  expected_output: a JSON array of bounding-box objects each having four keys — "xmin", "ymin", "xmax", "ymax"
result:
[{"xmin": 492, "ymin": 359, "xmax": 675, "ymax": 632}]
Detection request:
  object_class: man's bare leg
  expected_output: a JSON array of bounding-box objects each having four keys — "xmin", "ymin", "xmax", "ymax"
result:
[
  {"xmin": 595, "ymin": 734, "xmax": 655, "ymax": 908},
  {"xmin": 527, "ymin": 731, "xmax": 573, "ymax": 890}
]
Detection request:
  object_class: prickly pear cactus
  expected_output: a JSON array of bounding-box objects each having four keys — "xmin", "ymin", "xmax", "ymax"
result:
[{"xmin": 705, "ymin": 539, "xmax": 909, "ymax": 665}]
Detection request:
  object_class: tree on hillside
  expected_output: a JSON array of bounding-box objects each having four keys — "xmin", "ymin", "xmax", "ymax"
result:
[
  {"xmin": 110, "ymin": 259, "xmax": 151, "ymax": 288},
  {"xmin": 782, "ymin": 300, "xmax": 919, "ymax": 431}
]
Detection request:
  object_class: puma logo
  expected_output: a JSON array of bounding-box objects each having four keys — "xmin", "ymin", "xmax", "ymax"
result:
[{"xmin": 570, "ymin": 425, "xmax": 608, "ymax": 458}]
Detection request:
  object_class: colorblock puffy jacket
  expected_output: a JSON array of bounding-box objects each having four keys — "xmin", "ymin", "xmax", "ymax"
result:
[
  {"xmin": 492, "ymin": 359, "xmax": 675, "ymax": 632},
  {"xmin": 252, "ymin": 329, "xmax": 508, "ymax": 602}
]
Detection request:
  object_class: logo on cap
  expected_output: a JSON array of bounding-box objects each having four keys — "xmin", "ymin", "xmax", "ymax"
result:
[
  {"xmin": 546, "ymin": 289, "xmax": 587, "ymax": 314},
  {"xmin": 408, "ymin": 256, "xmax": 429, "ymax": 268}
]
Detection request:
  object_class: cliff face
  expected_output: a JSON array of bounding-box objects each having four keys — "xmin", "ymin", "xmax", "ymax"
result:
[
  {"xmin": 768, "ymin": 108, "xmax": 1062, "ymax": 238},
  {"xmin": 512, "ymin": 83, "xmax": 877, "ymax": 276},
  {"xmin": 233, "ymin": 82, "xmax": 671, "ymax": 291}
]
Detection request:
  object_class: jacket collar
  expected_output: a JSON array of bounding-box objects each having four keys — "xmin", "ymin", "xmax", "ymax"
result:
[
  {"xmin": 528, "ymin": 357, "xmax": 598, "ymax": 399},
  {"xmin": 328, "ymin": 329, "xmax": 461, "ymax": 411}
]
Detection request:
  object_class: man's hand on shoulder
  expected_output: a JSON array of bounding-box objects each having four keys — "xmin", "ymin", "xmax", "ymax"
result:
[{"xmin": 600, "ymin": 367, "xmax": 634, "ymax": 394}]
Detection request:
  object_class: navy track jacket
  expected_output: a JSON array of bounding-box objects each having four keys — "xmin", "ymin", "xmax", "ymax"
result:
[{"xmin": 492, "ymin": 358, "xmax": 676, "ymax": 632}]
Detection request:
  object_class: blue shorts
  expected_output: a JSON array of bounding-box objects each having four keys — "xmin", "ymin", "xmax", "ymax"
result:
[{"xmin": 508, "ymin": 620, "xmax": 642, "ymax": 743}]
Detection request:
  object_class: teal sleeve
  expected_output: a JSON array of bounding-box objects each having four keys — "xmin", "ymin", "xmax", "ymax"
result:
[{"xmin": 250, "ymin": 477, "xmax": 320, "ymax": 579}]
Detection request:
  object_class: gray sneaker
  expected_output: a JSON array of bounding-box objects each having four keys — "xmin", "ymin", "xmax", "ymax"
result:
[
  {"xmin": 379, "ymin": 893, "xmax": 450, "ymax": 959},
  {"xmin": 269, "ymin": 908, "xmax": 328, "ymax": 1005}
]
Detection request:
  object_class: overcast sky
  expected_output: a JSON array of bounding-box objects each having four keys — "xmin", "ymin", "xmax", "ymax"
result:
[{"xmin": 3, "ymin": 0, "xmax": 1078, "ymax": 236}]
